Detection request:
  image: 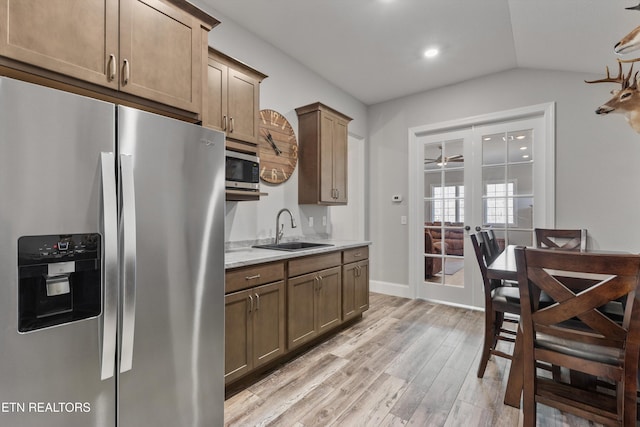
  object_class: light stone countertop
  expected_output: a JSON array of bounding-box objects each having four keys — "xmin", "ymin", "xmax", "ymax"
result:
[{"xmin": 224, "ymin": 239, "xmax": 371, "ymax": 269}]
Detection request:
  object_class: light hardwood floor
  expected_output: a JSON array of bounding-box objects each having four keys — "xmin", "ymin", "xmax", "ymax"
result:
[{"xmin": 224, "ymin": 293, "xmax": 603, "ymax": 426}]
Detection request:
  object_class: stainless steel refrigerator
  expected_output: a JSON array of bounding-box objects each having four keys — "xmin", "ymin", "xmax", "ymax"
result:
[{"xmin": 0, "ymin": 77, "xmax": 225, "ymax": 426}]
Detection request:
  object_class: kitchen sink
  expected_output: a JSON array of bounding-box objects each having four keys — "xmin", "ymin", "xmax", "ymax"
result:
[{"xmin": 252, "ymin": 242, "xmax": 334, "ymax": 251}]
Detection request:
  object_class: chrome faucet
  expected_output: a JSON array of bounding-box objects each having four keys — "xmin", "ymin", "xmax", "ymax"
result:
[{"xmin": 275, "ymin": 208, "xmax": 297, "ymax": 244}]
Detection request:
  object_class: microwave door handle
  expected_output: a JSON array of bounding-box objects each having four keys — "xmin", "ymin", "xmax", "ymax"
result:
[
  {"xmin": 119, "ymin": 154, "xmax": 137, "ymax": 373},
  {"xmin": 100, "ymin": 152, "xmax": 118, "ymax": 380}
]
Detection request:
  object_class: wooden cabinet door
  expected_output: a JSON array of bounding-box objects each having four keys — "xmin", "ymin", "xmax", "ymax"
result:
[
  {"xmin": 343, "ymin": 261, "xmax": 369, "ymax": 321},
  {"xmin": 224, "ymin": 289, "xmax": 252, "ymax": 384},
  {"xmin": 332, "ymin": 117, "xmax": 349, "ymax": 204},
  {"xmin": 253, "ymin": 281, "xmax": 285, "ymax": 369},
  {"xmin": 0, "ymin": 0, "xmax": 119, "ymax": 89},
  {"xmin": 119, "ymin": 0, "xmax": 202, "ymax": 113},
  {"xmin": 317, "ymin": 266, "xmax": 342, "ymax": 333},
  {"xmin": 203, "ymin": 57, "xmax": 227, "ymax": 132},
  {"xmin": 227, "ymin": 68, "xmax": 260, "ymax": 144},
  {"xmin": 319, "ymin": 113, "xmax": 336, "ymax": 203},
  {"xmin": 355, "ymin": 261, "xmax": 370, "ymax": 313},
  {"xmin": 287, "ymin": 272, "xmax": 318, "ymax": 349},
  {"xmin": 342, "ymin": 263, "xmax": 358, "ymax": 321}
]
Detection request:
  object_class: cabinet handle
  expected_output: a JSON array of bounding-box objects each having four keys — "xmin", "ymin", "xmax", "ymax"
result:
[
  {"xmin": 122, "ymin": 59, "xmax": 130, "ymax": 86},
  {"xmin": 108, "ymin": 54, "xmax": 116, "ymax": 82},
  {"xmin": 255, "ymin": 293, "xmax": 260, "ymax": 311},
  {"xmin": 229, "ymin": 117, "xmax": 234, "ymax": 133},
  {"xmin": 248, "ymin": 294, "xmax": 253, "ymax": 313},
  {"xmin": 245, "ymin": 274, "xmax": 261, "ymax": 281},
  {"xmin": 336, "ymin": 189, "xmax": 340, "ymax": 199},
  {"xmin": 318, "ymin": 275, "xmax": 323, "ymax": 290},
  {"xmin": 314, "ymin": 276, "xmax": 320, "ymax": 291},
  {"xmin": 223, "ymin": 115, "xmax": 227, "ymax": 131}
]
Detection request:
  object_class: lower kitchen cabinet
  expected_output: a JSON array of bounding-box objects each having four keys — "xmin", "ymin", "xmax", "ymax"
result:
[
  {"xmin": 224, "ymin": 245, "xmax": 370, "ymax": 388},
  {"xmin": 224, "ymin": 280, "xmax": 285, "ymax": 384},
  {"xmin": 343, "ymin": 260, "xmax": 370, "ymax": 321},
  {"xmin": 287, "ymin": 266, "xmax": 342, "ymax": 350}
]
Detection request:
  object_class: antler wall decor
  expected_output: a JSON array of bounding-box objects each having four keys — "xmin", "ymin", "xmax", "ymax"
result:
[
  {"xmin": 587, "ymin": 5, "xmax": 640, "ymax": 133},
  {"xmin": 586, "ymin": 61, "xmax": 640, "ymax": 132}
]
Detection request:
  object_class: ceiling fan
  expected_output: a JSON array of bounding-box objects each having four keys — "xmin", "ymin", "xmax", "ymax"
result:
[{"xmin": 424, "ymin": 146, "xmax": 464, "ymax": 165}]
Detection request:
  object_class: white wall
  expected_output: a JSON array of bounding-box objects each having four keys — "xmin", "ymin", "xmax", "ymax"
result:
[
  {"xmin": 190, "ymin": 3, "xmax": 368, "ymax": 244},
  {"xmin": 368, "ymin": 68, "xmax": 640, "ymax": 289}
]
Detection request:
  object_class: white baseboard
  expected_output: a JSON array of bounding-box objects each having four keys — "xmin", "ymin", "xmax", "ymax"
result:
[
  {"xmin": 417, "ymin": 297, "xmax": 483, "ymax": 312},
  {"xmin": 370, "ymin": 280, "xmax": 484, "ymax": 311},
  {"xmin": 369, "ymin": 280, "xmax": 413, "ymax": 299}
]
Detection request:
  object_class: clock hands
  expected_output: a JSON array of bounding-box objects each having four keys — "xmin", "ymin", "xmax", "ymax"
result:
[{"xmin": 265, "ymin": 132, "xmax": 283, "ymax": 156}]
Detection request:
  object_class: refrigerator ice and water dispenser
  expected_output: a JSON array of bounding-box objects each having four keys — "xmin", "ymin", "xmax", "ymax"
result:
[{"xmin": 17, "ymin": 234, "xmax": 101, "ymax": 332}]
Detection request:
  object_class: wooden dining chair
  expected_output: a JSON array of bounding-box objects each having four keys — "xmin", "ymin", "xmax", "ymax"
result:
[
  {"xmin": 471, "ymin": 233, "xmax": 520, "ymax": 378},
  {"xmin": 514, "ymin": 247, "xmax": 640, "ymax": 426},
  {"xmin": 534, "ymin": 228, "xmax": 587, "ymax": 251}
]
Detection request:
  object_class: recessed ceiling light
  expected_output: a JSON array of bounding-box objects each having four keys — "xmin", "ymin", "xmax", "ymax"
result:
[
  {"xmin": 423, "ymin": 48, "xmax": 439, "ymax": 58},
  {"xmin": 522, "ymin": 154, "xmax": 530, "ymax": 159},
  {"xmin": 520, "ymin": 146, "xmax": 527, "ymax": 150},
  {"xmin": 516, "ymin": 135, "xmax": 526, "ymax": 140},
  {"xmin": 483, "ymin": 137, "xmax": 492, "ymax": 141}
]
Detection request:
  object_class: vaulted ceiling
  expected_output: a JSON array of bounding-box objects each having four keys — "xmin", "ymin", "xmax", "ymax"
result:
[{"xmin": 199, "ymin": 0, "xmax": 640, "ymax": 105}]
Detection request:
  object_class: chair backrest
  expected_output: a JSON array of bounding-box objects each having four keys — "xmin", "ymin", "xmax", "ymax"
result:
[
  {"xmin": 534, "ymin": 228, "xmax": 587, "ymax": 251},
  {"xmin": 514, "ymin": 247, "xmax": 640, "ymax": 355},
  {"xmin": 480, "ymin": 230, "xmax": 501, "ymax": 264},
  {"xmin": 470, "ymin": 233, "xmax": 502, "ymax": 294}
]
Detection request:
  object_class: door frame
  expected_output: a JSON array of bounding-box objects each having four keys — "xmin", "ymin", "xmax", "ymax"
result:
[{"xmin": 407, "ymin": 103, "xmax": 555, "ymax": 306}]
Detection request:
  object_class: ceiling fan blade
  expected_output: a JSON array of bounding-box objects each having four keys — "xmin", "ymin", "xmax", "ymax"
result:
[{"xmin": 446, "ymin": 155, "xmax": 464, "ymax": 162}]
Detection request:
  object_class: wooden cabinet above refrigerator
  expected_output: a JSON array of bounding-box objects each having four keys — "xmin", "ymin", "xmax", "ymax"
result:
[{"xmin": 0, "ymin": 0, "xmax": 219, "ymax": 121}]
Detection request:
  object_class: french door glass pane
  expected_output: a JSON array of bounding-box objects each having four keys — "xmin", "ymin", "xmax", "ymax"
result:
[
  {"xmin": 507, "ymin": 129, "xmax": 533, "ymax": 163},
  {"xmin": 482, "ymin": 133, "xmax": 505, "ymax": 165},
  {"xmin": 482, "ymin": 166, "xmax": 506, "ymax": 194},
  {"xmin": 507, "ymin": 163, "xmax": 533, "ymax": 195},
  {"xmin": 511, "ymin": 196, "xmax": 533, "ymax": 229}
]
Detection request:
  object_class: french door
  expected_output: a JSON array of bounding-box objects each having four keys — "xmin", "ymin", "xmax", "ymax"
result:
[
  {"xmin": 410, "ymin": 105, "xmax": 554, "ymax": 308},
  {"xmin": 421, "ymin": 129, "xmax": 473, "ymax": 305}
]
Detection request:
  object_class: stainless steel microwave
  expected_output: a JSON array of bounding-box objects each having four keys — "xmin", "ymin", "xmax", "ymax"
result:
[{"xmin": 225, "ymin": 150, "xmax": 260, "ymax": 191}]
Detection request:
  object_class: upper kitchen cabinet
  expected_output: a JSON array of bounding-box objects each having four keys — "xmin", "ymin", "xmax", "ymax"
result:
[
  {"xmin": 0, "ymin": 0, "xmax": 219, "ymax": 119},
  {"xmin": 204, "ymin": 48, "xmax": 267, "ymax": 146},
  {"xmin": 296, "ymin": 102, "xmax": 352, "ymax": 205}
]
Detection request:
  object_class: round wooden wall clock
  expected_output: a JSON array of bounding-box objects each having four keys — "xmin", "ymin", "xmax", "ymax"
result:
[{"xmin": 258, "ymin": 109, "xmax": 298, "ymax": 184}]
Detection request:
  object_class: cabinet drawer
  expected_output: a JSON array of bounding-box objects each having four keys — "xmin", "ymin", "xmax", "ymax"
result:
[
  {"xmin": 226, "ymin": 262, "xmax": 284, "ymax": 293},
  {"xmin": 288, "ymin": 251, "xmax": 341, "ymax": 277},
  {"xmin": 343, "ymin": 246, "xmax": 369, "ymax": 264}
]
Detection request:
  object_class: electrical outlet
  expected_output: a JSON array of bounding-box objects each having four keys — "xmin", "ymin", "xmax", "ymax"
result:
[
  {"xmin": 308, "ymin": 217, "xmax": 314, "ymax": 227},
  {"xmin": 401, "ymin": 215, "xmax": 407, "ymax": 225}
]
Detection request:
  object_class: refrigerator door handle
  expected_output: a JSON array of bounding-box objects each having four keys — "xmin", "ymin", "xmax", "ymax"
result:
[
  {"xmin": 100, "ymin": 152, "xmax": 118, "ymax": 380},
  {"xmin": 119, "ymin": 154, "xmax": 137, "ymax": 373}
]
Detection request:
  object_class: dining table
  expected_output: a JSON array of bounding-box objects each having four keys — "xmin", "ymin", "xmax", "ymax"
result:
[{"xmin": 486, "ymin": 244, "xmax": 631, "ymax": 408}]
